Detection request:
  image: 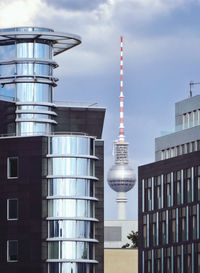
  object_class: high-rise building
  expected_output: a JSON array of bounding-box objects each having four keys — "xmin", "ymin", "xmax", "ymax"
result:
[
  {"xmin": 0, "ymin": 27, "xmax": 105, "ymax": 273},
  {"xmin": 107, "ymin": 37, "xmax": 136, "ymax": 220},
  {"xmin": 138, "ymin": 94, "xmax": 200, "ymax": 273}
]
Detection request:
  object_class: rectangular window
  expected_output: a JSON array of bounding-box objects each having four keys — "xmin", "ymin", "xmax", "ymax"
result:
[
  {"xmin": 7, "ymin": 157, "xmax": 19, "ymax": 178},
  {"xmin": 7, "ymin": 240, "xmax": 18, "ymax": 262},
  {"xmin": 7, "ymin": 199, "xmax": 18, "ymax": 220}
]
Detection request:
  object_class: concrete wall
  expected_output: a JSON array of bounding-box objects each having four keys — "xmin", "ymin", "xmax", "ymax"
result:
[
  {"xmin": 104, "ymin": 220, "xmax": 138, "ymax": 248},
  {"xmin": 104, "ymin": 249, "xmax": 138, "ymax": 273}
]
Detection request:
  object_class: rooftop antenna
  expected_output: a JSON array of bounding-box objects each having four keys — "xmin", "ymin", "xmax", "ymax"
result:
[{"xmin": 189, "ymin": 81, "xmax": 200, "ymax": 97}]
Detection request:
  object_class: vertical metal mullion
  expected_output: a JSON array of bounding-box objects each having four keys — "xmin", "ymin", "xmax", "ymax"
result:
[
  {"xmin": 152, "ymin": 249, "xmax": 154, "ymax": 273},
  {"xmin": 166, "ymin": 210, "xmax": 168, "ymax": 244},
  {"xmin": 142, "ymin": 179, "xmax": 145, "ymax": 212}
]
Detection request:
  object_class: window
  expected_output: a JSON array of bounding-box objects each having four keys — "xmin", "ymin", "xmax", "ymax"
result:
[
  {"xmin": 7, "ymin": 157, "xmax": 18, "ymax": 178},
  {"xmin": 7, "ymin": 199, "xmax": 18, "ymax": 220},
  {"xmin": 7, "ymin": 240, "xmax": 18, "ymax": 262}
]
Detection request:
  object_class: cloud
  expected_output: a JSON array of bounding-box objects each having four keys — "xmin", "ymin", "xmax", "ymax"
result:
[
  {"xmin": 0, "ymin": 0, "xmax": 44, "ymax": 27},
  {"xmin": 44, "ymin": 0, "xmax": 107, "ymax": 11}
]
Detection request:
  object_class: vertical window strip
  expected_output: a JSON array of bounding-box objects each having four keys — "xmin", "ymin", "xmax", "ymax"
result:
[
  {"xmin": 197, "ymin": 204, "xmax": 199, "ymax": 239},
  {"xmin": 166, "ymin": 210, "xmax": 168, "ymax": 244},
  {"xmin": 152, "ymin": 249, "xmax": 154, "ymax": 273},
  {"xmin": 186, "ymin": 206, "xmax": 189, "ymax": 241},
  {"xmin": 142, "ymin": 179, "xmax": 144, "ymax": 212},
  {"xmin": 181, "ymin": 245, "xmax": 184, "ymax": 273},
  {"xmin": 171, "ymin": 246, "xmax": 174, "ymax": 273},
  {"xmin": 192, "ymin": 243, "xmax": 194, "ymax": 273},
  {"xmin": 147, "ymin": 214, "xmax": 149, "ymax": 248},
  {"xmin": 161, "ymin": 174, "xmax": 164, "ymax": 208},
  {"xmin": 191, "ymin": 167, "xmax": 194, "ymax": 202},
  {"xmin": 161, "ymin": 248, "xmax": 164, "ymax": 273},
  {"xmin": 176, "ymin": 208, "xmax": 179, "ymax": 243},
  {"xmin": 181, "ymin": 170, "xmax": 184, "ymax": 204},
  {"xmin": 171, "ymin": 172, "xmax": 174, "ymax": 206},
  {"xmin": 142, "ymin": 251, "xmax": 144, "ymax": 273},
  {"xmin": 152, "ymin": 177, "xmax": 154, "ymax": 211},
  {"xmin": 156, "ymin": 212, "xmax": 159, "ymax": 246}
]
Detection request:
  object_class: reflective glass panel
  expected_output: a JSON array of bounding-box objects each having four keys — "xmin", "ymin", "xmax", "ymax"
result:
[
  {"xmin": 35, "ymin": 83, "xmax": 51, "ymax": 102},
  {"xmin": 0, "ymin": 84, "xmax": 15, "ymax": 101},
  {"xmin": 50, "ymin": 136, "xmax": 77, "ymax": 155},
  {"xmin": 77, "ymin": 159, "xmax": 88, "ymax": 176},
  {"xmin": 48, "ymin": 241, "xmax": 59, "ymax": 259},
  {"xmin": 77, "ymin": 242, "xmax": 88, "ymax": 259},
  {"xmin": 62, "ymin": 241, "xmax": 76, "ymax": 259},
  {"xmin": 77, "ymin": 179, "xmax": 87, "ymax": 196},
  {"xmin": 48, "ymin": 199, "xmax": 76, "ymax": 217},
  {"xmin": 17, "ymin": 83, "xmax": 34, "ymax": 102},
  {"xmin": 78, "ymin": 137, "xmax": 88, "ymax": 155},
  {"xmin": 49, "ymin": 179, "xmax": 76, "ymax": 196},
  {"xmin": 77, "ymin": 200, "xmax": 87, "ymax": 217},
  {"xmin": 17, "ymin": 42, "xmax": 34, "ymax": 58},
  {"xmin": 0, "ymin": 64, "xmax": 15, "ymax": 76},
  {"xmin": 0, "ymin": 44, "xmax": 15, "ymax": 59},
  {"xmin": 17, "ymin": 63, "xmax": 33, "ymax": 75},
  {"xmin": 49, "ymin": 220, "xmax": 76, "ymax": 238},
  {"xmin": 35, "ymin": 63, "xmax": 51, "ymax": 75},
  {"xmin": 35, "ymin": 43, "xmax": 51, "ymax": 59},
  {"xmin": 51, "ymin": 158, "xmax": 76, "ymax": 176},
  {"xmin": 77, "ymin": 221, "xmax": 87, "ymax": 238}
]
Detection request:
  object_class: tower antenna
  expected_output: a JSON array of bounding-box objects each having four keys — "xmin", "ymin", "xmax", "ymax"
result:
[{"xmin": 119, "ymin": 36, "xmax": 125, "ymax": 143}]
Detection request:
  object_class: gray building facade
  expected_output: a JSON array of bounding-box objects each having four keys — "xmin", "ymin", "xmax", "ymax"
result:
[{"xmin": 139, "ymin": 94, "xmax": 200, "ymax": 273}]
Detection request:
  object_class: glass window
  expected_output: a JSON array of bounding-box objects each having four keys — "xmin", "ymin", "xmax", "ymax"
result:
[
  {"xmin": 35, "ymin": 43, "xmax": 51, "ymax": 59},
  {"xmin": 77, "ymin": 159, "xmax": 88, "ymax": 176},
  {"xmin": 7, "ymin": 240, "xmax": 18, "ymax": 262},
  {"xmin": 7, "ymin": 157, "xmax": 18, "ymax": 178},
  {"xmin": 7, "ymin": 199, "xmax": 18, "ymax": 220},
  {"xmin": 16, "ymin": 83, "xmax": 34, "ymax": 102},
  {"xmin": 35, "ymin": 63, "xmax": 50, "ymax": 75},
  {"xmin": 17, "ymin": 42, "xmax": 34, "ymax": 58},
  {"xmin": 77, "ymin": 179, "xmax": 87, "ymax": 196},
  {"xmin": 77, "ymin": 242, "xmax": 88, "ymax": 259},
  {"xmin": 51, "ymin": 158, "xmax": 76, "ymax": 176},
  {"xmin": 48, "ymin": 199, "xmax": 76, "ymax": 217},
  {"xmin": 62, "ymin": 241, "xmax": 76, "ymax": 259},
  {"xmin": 77, "ymin": 137, "xmax": 88, "ymax": 155},
  {"xmin": 77, "ymin": 200, "xmax": 87, "ymax": 217},
  {"xmin": 35, "ymin": 83, "xmax": 51, "ymax": 102},
  {"xmin": 49, "ymin": 179, "xmax": 76, "ymax": 196},
  {"xmin": 17, "ymin": 63, "xmax": 33, "ymax": 75}
]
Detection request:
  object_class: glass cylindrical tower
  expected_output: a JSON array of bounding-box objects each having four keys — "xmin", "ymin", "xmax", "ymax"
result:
[
  {"xmin": 47, "ymin": 135, "xmax": 98, "ymax": 273},
  {"xmin": 0, "ymin": 27, "xmax": 81, "ymax": 136}
]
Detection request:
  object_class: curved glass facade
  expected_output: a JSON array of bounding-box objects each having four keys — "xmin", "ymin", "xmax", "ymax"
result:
[
  {"xmin": 0, "ymin": 29, "xmax": 56, "ymax": 135},
  {"xmin": 47, "ymin": 135, "xmax": 97, "ymax": 272}
]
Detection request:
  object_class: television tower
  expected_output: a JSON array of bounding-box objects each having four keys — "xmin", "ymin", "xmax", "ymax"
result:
[{"xmin": 107, "ymin": 36, "xmax": 136, "ymax": 220}]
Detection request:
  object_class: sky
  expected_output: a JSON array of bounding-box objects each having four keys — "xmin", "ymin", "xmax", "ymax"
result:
[{"xmin": 1, "ymin": 0, "xmax": 200, "ymax": 219}]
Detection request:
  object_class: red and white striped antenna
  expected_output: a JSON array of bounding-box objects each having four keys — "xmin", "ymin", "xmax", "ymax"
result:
[{"xmin": 119, "ymin": 36, "xmax": 125, "ymax": 143}]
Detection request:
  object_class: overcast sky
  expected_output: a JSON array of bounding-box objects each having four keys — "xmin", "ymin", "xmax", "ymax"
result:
[{"xmin": 1, "ymin": 0, "xmax": 200, "ymax": 219}]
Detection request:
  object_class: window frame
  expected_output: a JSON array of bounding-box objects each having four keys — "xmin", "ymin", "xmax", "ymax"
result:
[
  {"xmin": 7, "ymin": 199, "xmax": 18, "ymax": 221},
  {"xmin": 7, "ymin": 157, "xmax": 19, "ymax": 179},
  {"xmin": 7, "ymin": 240, "xmax": 18, "ymax": 262}
]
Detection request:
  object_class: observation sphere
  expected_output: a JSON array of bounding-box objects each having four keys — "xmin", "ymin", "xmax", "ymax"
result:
[{"xmin": 107, "ymin": 164, "xmax": 136, "ymax": 192}]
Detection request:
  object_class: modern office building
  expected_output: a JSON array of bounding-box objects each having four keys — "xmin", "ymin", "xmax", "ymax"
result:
[
  {"xmin": 0, "ymin": 27, "xmax": 105, "ymax": 273},
  {"xmin": 138, "ymin": 94, "xmax": 200, "ymax": 273}
]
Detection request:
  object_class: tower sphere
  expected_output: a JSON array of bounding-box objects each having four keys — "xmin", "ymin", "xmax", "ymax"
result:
[{"xmin": 107, "ymin": 164, "xmax": 136, "ymax": 192}]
